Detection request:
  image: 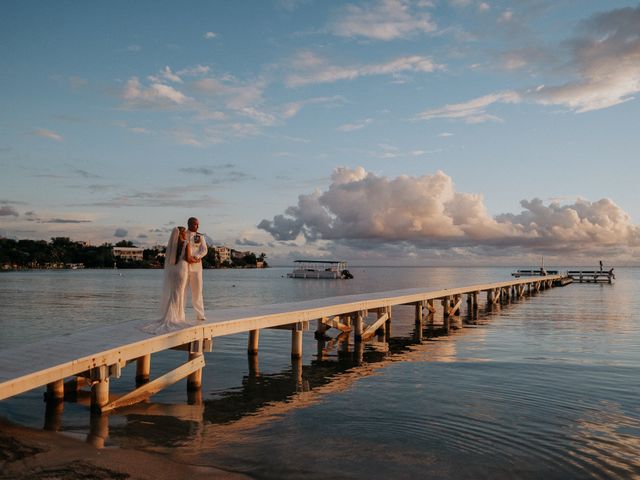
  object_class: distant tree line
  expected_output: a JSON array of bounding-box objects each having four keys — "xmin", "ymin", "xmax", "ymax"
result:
[{"xmin": 0, "ymin": 237, "xmax": 268, "ymax": 270}]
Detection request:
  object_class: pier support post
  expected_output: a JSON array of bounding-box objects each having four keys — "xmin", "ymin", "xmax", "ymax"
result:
[
  {"xmin": 442, "ymin": 296, "xmax": 450, "ymax": 320},
  {"xmin": 248, "ymin": 329, "xmax": 260, "ymax": 355},
  {"xmin": 291, "ymin": 326, "xmax": 303, "ymax": 359},
  {"xmin": 91, "ymin": 379, "xmax": 109, "ymax": 412},
  {"xmin": 292, "ymin": 357, "xmax": 303, "ymax": 390},
  {"xmin": 354, "ymin": 311, "xmax": 364, "ymax": 341},
  {"xmin": 376, "ymin": 311, "xmax": 386, "ymax": 342},
  {"xmin": 87, "ymin": 412, "xmax": 109, "ymax": 449},
  {"xmin": 44, "ymin": 398, "xmax": 64, "ymax": 431},
  {"xmin": 354, "ymin": 340, "xmax": 364, "ymax": 365},
  {"xmin": 187, "ymin": 388, "xmax": 203, "ymax": 406},
  {"xmin": 187, "ymin": 352, "xmax": 204, "ymax": 391},
  {"xmin": 46, "ymin": 379, "xmax": 64, "ymax": 402},
  {"xmin": 415, "ymin": 302, "xmax": 423, "ymax": 325},
  {"xmin": 89, "ymin": 366, "xmax": 109, "ymax": 412},
  {"xmin": 385, "ymin": 306, "xmax": 392, "ymax": 340},
  {"xmin": 135, "ymin": 354, "xmax": 151, "ymax": 385},
  {"xmin": 315, "ymin": 319, "xmax": 330, "ymax": 339}
]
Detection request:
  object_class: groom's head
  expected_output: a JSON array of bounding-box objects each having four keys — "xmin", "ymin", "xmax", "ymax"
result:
[{"xmin": 188, "ymin": 217, "xmax": 199, "ymax": 232}]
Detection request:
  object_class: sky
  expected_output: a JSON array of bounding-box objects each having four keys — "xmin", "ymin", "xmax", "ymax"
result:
[{"xmin": 1, "ymin": 0, "xmax": 639, "ymax": 266}]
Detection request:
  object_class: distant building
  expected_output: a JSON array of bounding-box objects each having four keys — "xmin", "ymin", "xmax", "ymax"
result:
[
  {"xmin": 113, "ymin": 247, "xmax": 144, "ymax": 261},
  {"xmin": 231, "ymin": 249, "xmax": 251, "ymax": 260},
  {"xmin": 65, "ymin": 263, "xmax": 85, "ymax": 269},
  {"xmin": 215, "ymin": 246, "xmax": 231, "ymax": 263}
]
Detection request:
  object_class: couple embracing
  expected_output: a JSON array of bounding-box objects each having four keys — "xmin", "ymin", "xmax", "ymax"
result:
[{"xmin": 143, "ymin": 217, "xmax": 208, "ymax": 334}]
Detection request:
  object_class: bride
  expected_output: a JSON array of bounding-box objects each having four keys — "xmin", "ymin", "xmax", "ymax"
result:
[{"xmin": 142, "ymin": 226, "xmax": 195, "ymax": 334}]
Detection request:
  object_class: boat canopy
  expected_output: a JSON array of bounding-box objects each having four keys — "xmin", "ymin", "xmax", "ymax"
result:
[{"xmin": 293, "ymin": 260, "xmax": 345, "ymax": 264}]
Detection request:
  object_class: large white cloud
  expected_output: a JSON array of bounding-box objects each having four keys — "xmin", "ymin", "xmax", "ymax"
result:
[{"xmin": 258, "ymin": 167, "xmax": 639, "ymax": 256}]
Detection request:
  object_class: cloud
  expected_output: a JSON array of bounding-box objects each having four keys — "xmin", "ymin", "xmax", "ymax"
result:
[
  {"xmin": 31, "ymin": 129, "xmax": 63, "ymax": 142},
  {"xmin": 281, "ymin": 95, "xmax": 345, "ymax": 119},
  {"xmin": 177, "ymin": 65, "xmax": 211, "ymax": 77},
  {"xmin": 193, "ymin": 76, "xmax": 265, "ymax": 110},
  {"xmin": 331, "ymin": 0, "xmax": 437, "ymax": 40},
  {"xmin": 151, "ymin": 66, "xmax": 183, "ymax": 84},
  {"xmin": 69, "ymin": 76, "xmax": 87, "ymax": 89},
  {"xmin": 416, "ymin": 91, "xmax": 521, "ymax": 123},
  {"xmin": 427, "ymin": 5, "xmax": 640, "ymax": 120},
  {"xmin": 259, "ymin": 167, "xmax": 640, "ymax": 255},
  {"xmin": 438, "ymin": 132, "xmax": 453, "ymax": 137},
  {"xmin": 204, "ymin": 32, "xmax": 218, "ymax": 39},
  {"xmin": 530, "ymin": 5, "xmax": 640, "ymax": 112},
  {"xmin": 338, "ymin": 118, "xmax": 373, "ymax": 132},
  {"xmin": 114, "ymin": 228, "xmax": 128, "ymax": 238},
  {"xmin": 124, "ymin": 44, "xmax": 142, "ymax": 52},
  {"xmin": 44, "ymin": 218, "xmax": 92, "ymax": 224},
  {"xmin": 83, "ymin": 185, "xmax": 221, "ymax": 208},
  {"xmin": 0, "ymin": 206, "xmax": 19, "ymax": 217},
  {"xmin": 236, "ymin": 237, "xmax": 263, "ymax": 247},
  {"xmin": 121, "ymin": 77, "xmax": 192, "ymax": 109},
  {"xmin": 286, "ymin": 52, "xmax": 443, "ymax": 87},
  {"xmin": 369, "ymin": 143, "xmax": 429, "ymax": 159},
  {"xmin": 180, "ymin": 166, "xmax": 217, "ymax": 176},
  {"xmin": 73, "ymin": 168, "xmax": 100, "ymax": 179},
  {"xmin": 499, "ymin": 10, "xmax": 513, "ymax": 22},
  {"xmin": 277, "ymin": 0, "xmax": 311, "ymax": 11}
]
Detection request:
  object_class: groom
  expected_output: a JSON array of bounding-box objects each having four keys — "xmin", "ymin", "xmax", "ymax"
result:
[{"xmin": 186, "ymin": 217, "xmax": 208, "ymax": 321}]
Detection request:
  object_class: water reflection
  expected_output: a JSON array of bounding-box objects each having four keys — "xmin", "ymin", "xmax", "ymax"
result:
[{"xmin": 2, "ymin": 268, "xmax": 639, "ymax": 478}]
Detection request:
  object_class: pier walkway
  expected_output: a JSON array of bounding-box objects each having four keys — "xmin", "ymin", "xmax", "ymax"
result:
[{"xmin": 0, "ymin": 275, "xmax": 563, "ymax": 413}]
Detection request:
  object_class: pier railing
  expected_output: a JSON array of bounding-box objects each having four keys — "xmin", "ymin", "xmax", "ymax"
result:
[{"xmin": 0, "ymin": 275, "xmax": 563, "ymax": 413}]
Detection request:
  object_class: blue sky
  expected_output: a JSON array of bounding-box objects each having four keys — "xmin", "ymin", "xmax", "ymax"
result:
[{"xmin": 1, "ymin": 0, "xmax": 639, "ymax": 265}]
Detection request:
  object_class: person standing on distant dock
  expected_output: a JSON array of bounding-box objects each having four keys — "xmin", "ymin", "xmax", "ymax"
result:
[{"xmin": 186, "ymin": 217, "xmax": 208, "ymax": 321}]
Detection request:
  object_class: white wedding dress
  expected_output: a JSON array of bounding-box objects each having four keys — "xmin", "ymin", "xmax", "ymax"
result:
[{"xmin": 142, "ymin": 227, "xmax": 193, "ymax": 334}]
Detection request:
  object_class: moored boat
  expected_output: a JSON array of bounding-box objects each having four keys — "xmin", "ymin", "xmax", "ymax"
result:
[{"xmin": 287, "ymin": 260, "xmax": 353, "ymax": 279}]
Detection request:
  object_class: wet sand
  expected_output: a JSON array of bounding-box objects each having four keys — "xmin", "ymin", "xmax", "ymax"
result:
[{"xmin": 0, "ymin": 418, "xmax": 251, "ymax": 480}]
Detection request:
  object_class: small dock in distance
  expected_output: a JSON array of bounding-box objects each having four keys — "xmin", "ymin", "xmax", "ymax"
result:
[
  {"xmin": 566, "ymin": 270, "xmax": 615, "ymax": 283},
  {"xmin": 0, "ymin": 275, "xmax": 568, "ymax": 418}
]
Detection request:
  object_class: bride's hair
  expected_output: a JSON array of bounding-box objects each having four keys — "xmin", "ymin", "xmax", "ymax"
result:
[{"xmin": 175, "ymin": 227, "xmax": 187, "ymax": 263}]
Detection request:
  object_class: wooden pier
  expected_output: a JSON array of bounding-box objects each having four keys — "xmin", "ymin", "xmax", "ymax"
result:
[{"xmin": 0, "ymin": 275, "xmax": 564, "ymax": 415}]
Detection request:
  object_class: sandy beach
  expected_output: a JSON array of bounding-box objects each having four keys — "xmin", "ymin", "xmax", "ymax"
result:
[{"xmin": 0, "ymin": 418, "xmax": 251, "ymax": 480}]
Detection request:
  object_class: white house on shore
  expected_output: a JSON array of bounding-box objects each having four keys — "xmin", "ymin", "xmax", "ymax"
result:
[
  {"xmin": 214, "ymin": 246, "xmax": 231, "ymax": 263},
  {"xmin": 112, "ymin": 247, "xmax": 144, "ymax": 261}
]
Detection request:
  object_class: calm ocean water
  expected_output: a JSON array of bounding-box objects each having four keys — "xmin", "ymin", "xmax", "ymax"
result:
[{"xmin": 1, "ymin": 267, "xmax": 639, "ymax": 479}]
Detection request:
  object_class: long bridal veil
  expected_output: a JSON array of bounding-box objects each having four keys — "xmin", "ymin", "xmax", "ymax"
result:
[{"xmin": 142, "ymin": 227, "xmax": 191, "ymax": 334}]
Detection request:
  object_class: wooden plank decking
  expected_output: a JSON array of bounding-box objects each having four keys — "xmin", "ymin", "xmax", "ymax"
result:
[{"xmin": 0, "ymin": 275, "xmax": 562, "ymax": 405}]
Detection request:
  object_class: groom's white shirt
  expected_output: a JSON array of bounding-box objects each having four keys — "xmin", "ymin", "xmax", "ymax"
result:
[{"xmin": 188, "ymin": 232, "xmax": 208, "ymax": 272}]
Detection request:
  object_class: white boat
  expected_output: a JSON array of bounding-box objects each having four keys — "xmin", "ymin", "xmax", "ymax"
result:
[{"xmin": 287, "ymin": 260, "xmax": 353, "ymax": 279}]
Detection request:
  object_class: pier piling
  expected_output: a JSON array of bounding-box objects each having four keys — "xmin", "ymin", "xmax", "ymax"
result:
[
  {"xmin": 291, "ymin": 327, "xmax": 303, "ymax": 359},
  {"xmin": 187, "ymin": 352, "xmax": 203, "ymax": 391},
  {"xmin": 248, "ymin": 329, "xmax": 260, "ymax": 355},
  {"xmin": 46, "ymin": 379, "xmax": 64, "ymax": 402},
  {"xmin": 135, "ymin": 354, "xmax": 151, "ymax": 385}
]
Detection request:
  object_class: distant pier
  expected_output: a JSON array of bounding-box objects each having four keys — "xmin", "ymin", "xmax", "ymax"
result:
[{"xmin": 0, "ymin": 275, "xmax": 567, "ymax": 419}]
